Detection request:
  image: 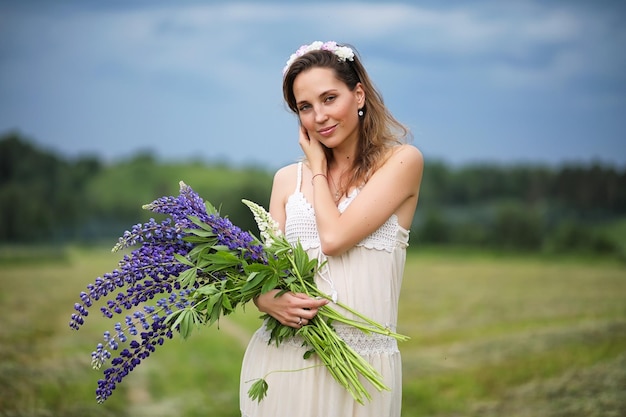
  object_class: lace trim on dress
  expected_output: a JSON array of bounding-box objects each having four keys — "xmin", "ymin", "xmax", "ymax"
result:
[
  {"xmin": 356, "ymin": 214, "xmax": 408, "ymax": 252},
  {"xmin": 255, "ymin": 323, "xmax": 399, "ymax": 356}
]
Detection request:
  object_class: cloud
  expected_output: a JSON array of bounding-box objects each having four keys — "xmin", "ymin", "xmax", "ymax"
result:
[
  {"xmin": 0, "ymin": 1, "xmax": 624, "ymax": 166},
  {"xmin": 5, "ymin": 2, "xmax": 620, "ymax": 90}
]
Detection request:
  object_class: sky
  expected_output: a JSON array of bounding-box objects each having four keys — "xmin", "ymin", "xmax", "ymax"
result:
[{"xmin": 1, "ymin": 0, "xmax": 625, "ymax": 170}]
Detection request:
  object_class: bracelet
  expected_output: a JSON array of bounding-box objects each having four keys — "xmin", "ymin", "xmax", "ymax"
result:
[{"xmin": 311, "ymin": 173, "xmax": 327, "ymax": 185}]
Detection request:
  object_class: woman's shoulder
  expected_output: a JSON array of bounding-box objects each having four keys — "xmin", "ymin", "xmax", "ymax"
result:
[
  {"xmin": 385, "ymin": 144, "xmax": 424, "ymax": 169},
  {"xmin": 374, "ymin": 144, "xmax": 424, "ymax": 195},
  {"xmin": 273, "ymin": 161, "xmax": 300, "ymax": 182},
  {"xmin": 271, "ymin": 162, "xmax": 302, "ymax": 197}
]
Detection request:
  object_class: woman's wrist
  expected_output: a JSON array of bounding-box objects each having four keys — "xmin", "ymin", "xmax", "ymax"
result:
[{"xmin": 311, "ymin": 173, "xmax": 327, "ymax": 185}]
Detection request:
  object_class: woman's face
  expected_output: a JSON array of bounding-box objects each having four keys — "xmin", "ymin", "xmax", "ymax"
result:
[{"xmin": 292, "ymin": 67, "xmax": 364, "ymax": 150}]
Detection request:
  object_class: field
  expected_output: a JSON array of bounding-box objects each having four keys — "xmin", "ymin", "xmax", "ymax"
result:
[{"xmin": 0, "ymin": 246, "xmax": 624, "ymax": 417}]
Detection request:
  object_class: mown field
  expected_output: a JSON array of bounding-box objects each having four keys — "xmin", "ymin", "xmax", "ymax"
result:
[{"xmin": 0, "ymin": 246, "xmax": 624, "ymax": 417}]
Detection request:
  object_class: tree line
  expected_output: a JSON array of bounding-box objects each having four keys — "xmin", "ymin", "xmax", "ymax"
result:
[
  {"xmin": 1, "ymin": 132, "xmax": 624, "ymax": 258},
  {"xmin": 420, "ymin": 160, "xmax": 625, "ymax": 213}
]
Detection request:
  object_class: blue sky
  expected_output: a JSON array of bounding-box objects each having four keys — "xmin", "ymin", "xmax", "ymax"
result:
[{"xmin": 1, "ymin": 0, "xmax": 625, "ymax": 170}]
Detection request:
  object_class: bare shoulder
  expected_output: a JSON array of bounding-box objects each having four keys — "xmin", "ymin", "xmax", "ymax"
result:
[
  {"xmin": 273, "ymin": 162, "xmax": 299, "ymax": 185},
  {"xmin": 389, "ymin": 144, "xmax": 424, "ymax": 166},
  {"xmin": 381, "ymin": 144, "xmax": 424, "ymax": 181},
  {"xmin": 377, "ymin": 144, "xmax": 424, "ymax": 205},
  {"xmin": 271, "ymin": 162, "xmax": 299, "ymax": 203}
]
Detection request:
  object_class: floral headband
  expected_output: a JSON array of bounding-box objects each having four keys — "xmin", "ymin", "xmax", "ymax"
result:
[{"xmin": 282, "ymin": 41, "xmax": 355, "ymax": 75}]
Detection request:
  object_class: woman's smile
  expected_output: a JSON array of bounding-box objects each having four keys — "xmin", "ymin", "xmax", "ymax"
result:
[{"xmin": 317, "ymin": 124, "xmax": 338, "ymax": 137}]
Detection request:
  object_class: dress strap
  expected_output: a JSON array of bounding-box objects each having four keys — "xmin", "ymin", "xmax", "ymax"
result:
[{"xmin": 295, "ymin": 161, "xmax": 303, "ymax": 193}]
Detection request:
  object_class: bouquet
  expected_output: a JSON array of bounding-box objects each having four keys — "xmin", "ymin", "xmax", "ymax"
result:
[{"xmin": 70, "ymin": 181, "xmax": 408, "ymax": 404}]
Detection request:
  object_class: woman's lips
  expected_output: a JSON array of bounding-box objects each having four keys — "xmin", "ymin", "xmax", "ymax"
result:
[{"xmin": 317, "ymin": 124, "xmax": 337, "ymax": 137}]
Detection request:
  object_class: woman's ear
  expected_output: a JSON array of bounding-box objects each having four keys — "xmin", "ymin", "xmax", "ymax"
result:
[{"xmin": 355, "ymin": 83, "xmax": 365, "ymax": 107}]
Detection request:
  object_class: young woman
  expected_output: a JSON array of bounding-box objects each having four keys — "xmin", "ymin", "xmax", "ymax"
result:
[{"xmin": 240, "ymin": 41, "xmax": 423, "ymax": 417}]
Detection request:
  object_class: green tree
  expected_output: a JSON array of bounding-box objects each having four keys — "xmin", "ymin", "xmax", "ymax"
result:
[
  {"xmin": 490, "ymin": 203, "xmax": 544, "ymax": 250},
  {"xmin": 0, "ymin": 132, "xmax": 101, "ymax": 242}
]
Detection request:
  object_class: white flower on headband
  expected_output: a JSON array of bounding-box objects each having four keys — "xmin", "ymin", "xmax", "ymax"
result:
[{"xmin": 282, "ymin": 41, "xmax": 355, "ymax": 75}]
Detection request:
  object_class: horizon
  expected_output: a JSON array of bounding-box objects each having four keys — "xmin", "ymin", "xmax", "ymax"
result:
[{"xmin": 6, "ymin": 129, "xmax": 624, "ymax": 171}]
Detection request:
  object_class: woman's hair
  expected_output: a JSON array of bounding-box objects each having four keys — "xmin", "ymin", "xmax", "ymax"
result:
[{"xmin": 282, "ymin": 44, "xmax": 411, "ymax": 189}]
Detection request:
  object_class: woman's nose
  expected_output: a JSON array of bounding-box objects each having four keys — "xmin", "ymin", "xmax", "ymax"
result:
[{"xmin": 314, "ymin": 107, "xmax": 328, "ymax": 123}]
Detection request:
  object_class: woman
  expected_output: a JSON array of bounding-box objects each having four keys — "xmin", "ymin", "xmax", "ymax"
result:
[{"xmin": 240, "ymin": 41, "xmax": 423, "ymax": 417}]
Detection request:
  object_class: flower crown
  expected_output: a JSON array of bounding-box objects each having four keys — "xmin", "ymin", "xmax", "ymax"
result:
[{"xmin": 282, "ymin": 41, "xmax": 355, "ymax": 75}]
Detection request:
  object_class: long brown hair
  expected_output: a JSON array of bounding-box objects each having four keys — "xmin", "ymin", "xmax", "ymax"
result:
[{"xmin": 282, "ymin": 44, "xmax": 411, "ymax": 190}]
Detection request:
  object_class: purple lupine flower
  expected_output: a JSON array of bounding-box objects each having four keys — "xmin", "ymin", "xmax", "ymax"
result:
[
  {"xmin": 142, "ymin": 181, "xmax": 265, "ymax": 262},
  {"xmin": 70, "ymin": 238, "xmax": 191, "ymax": 331},
  {"xmin": 71, "ymin": 181, "xmax": 269, "ymax": 403},
  {"xmin": 207, "ymin": 214, "xmax": 266, "ymax": 263},
  {"xmin": 142, "ymin": 181, "xmax": 210, "ymax": 229},
  {"xmin": 94, "ymin": 293, "xmax": 185, "ymax": 403},
  {"xmin": 96, "ymin": 245, "xmax": 189, "ymax": 320},
  {"xmin": 91, "ymin": 343, "xmax": 111, "ymax": 369},
  {"xmin": 112, "ymin": 217, "xmax": 180, "ymax": 252}
]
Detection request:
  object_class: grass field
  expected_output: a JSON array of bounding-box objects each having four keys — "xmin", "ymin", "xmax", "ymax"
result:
[{"xmin": 0, "ymin": 246, "xmax": 624, "ymax": 416}]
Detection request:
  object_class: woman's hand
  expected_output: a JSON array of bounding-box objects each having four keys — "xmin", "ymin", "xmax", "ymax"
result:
[
  {"xmin": 254, "ymin": 289, "xmax": 328, "ymax": 328},
  {"xmin": 298, "ymin": 125, "xmax": 326, "ymax": 174}
]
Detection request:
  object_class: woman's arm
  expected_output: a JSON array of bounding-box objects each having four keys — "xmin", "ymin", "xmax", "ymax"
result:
[{"xmin": 311, "ymin": 144, "xmax": 424, "ymax": 256}]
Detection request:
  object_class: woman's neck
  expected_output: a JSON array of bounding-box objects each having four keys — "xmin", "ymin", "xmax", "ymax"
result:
[
  {"xmin": 331, "ymin": 142, "xmax": 357, "ymax": 173},
  {"xmin": 331, "ymin": 155, "xmax": 353, "ymax": 174}
]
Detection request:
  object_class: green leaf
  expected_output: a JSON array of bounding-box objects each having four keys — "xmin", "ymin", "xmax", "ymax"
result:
[
  {"xmin": 244, "ymin": 263, "xmax": 273, "ymax": 273},
  {"xmin": 204, "ymin": 201, "xmax": 219, "ymax": 215},
  {"xmin": 183, "ymin": 234, "xmax": 215, "ymax": 244},
  {"xmin": 221, "ymin": 294, "xmax": 233, "ymax": 313},
  {"xmin": 292, "ymin": 242, "xmax": 317, "ymax": 277},
  {"xmin": 194, "ymin": 284, "xmax": 219, "ymax": 296},
  {"xmin": 169, "ymin": 309, "xmax": 198, "ymax": 339},
  {"xmin": 163, "ymin": 309, "xmax": 182, "ymax": 326},
  {"xmin": 177, "ymin": 267, "xmax": 198, "ymax": 288},
  {"xmin": 205, "ymin": 293, "xmax": 223, "ymax": 326},
  {"xmin": 261, "ymin": 274, "xmax": 279, "ymax": 294},
  {"xmin": 191, "ymin": 297, "xmax": 208, "ymax": 313},
  {"xmin": 247, "ymin": 378, "xmax": 269, "ymax": 403},
  {"xmin": 173, "ymin": 253, "xmax": 194, "ymax": 267},
  {"xmin": 241, "ymin": 270, "xmax": 269, "ymax": 292},
  {"xmin": 188, "ymin": 215, "xmax": 215, "ymax": 232},
  {"xmin": 200, "ymin": 251, "xmax": 241, "ymax": 271},
  {"xmin": 186, "ymin": 228, "xmax": 217, "ymax": 238},
  {"xmin": 187, "ymin": 242, "xmax": 217, "ymax": 259},
  {"xmin": 179, "ymin": 312, "xmax": 192, "ymax": 338}
]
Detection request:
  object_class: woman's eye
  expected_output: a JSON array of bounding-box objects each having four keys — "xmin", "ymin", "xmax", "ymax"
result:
[
  {"xmin": 325, "ymin": 95, "xmax": 336, "ymax": 103},
  {"xmin": 298, "ymin": 104, "xmax": 311, "ymax": 112}
]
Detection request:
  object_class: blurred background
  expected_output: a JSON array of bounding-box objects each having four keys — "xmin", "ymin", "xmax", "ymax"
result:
[{"xmin": 1, "ymin": 1, "xmax": 625, "ymax": 416}]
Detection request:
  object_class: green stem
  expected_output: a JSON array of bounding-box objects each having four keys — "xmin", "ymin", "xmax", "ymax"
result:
[
  {"xmin": 247, "ymin": 363, "xmax": 325, "ymax": 383},
  {"xmin": 286, "ymin": 255, "xmax": 313, "ymax": 297},
  {"xmin": 300, "ymin": 280, "xmax": 409, "ymax": 341}
]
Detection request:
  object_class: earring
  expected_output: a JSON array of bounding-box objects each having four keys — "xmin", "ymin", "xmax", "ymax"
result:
[{"xmin": 358, "ymin": 109, "xmax": 364, "ymax": 117}]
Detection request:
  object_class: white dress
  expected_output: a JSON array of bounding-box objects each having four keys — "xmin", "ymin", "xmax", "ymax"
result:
[{"xmin": 240, "ymin": 162, "xmax": 409, "ymax": 417}]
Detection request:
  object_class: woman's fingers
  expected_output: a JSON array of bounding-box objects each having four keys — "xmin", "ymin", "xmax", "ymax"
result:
[
  {"xmin": 292, "ymin": 292, "xmax": 329, "ymax": 307},
  {"xmin": 298, "ymin": 126, "xmax": 326, "ymax": 169},
  {"xmin": 287, "ymin": 293, "xmax": 328, "ymax": 327},
  {"xmin": 256, "ymin": 291, "xmax": 329, "ymax": 328}
]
